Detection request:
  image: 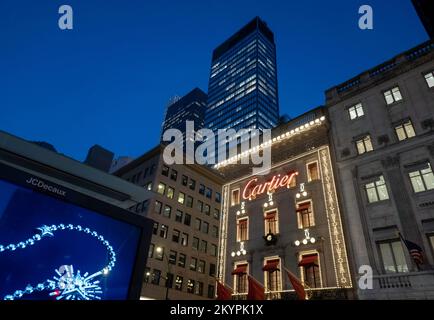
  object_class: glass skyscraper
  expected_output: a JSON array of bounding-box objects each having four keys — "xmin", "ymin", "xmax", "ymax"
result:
[
  {"xmin": 205, "ymin": 17, "xmax": 279, "ymax": 135},
  {"xmin": 161, "ymin": 87, "xmax": 207, "ymax": 144}
]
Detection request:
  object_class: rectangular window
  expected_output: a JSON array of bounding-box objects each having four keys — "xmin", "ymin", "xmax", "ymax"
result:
[
  {"xmin": 214, "ymin": 208, "xmax": 220, "ymax": 220},
  {"xmin": 210, "ymin": 244, "xmax": 218, "ymax": 257},
  {"xmin": 231, "ymin": 189, "xmax": 240, "ymax": 206},
  {"xmin": 170, "ymin": 169, "xmax": 178, "ymax": 181},
  {"xmin": 203, "ymin": 204, "xmax": 210, "ymax": 215},
  {"xmin": 429, "ymin": 235, "xmax": 434, "ymax": 255},
  {"xmin": 154, "ymin": 200, "xmax": 162, "ymax": 214},
  {"xmin": 178, "ymin": 254, "xmax": 186, "ymax": 268},
  {"xmin": 307, "ymin": 162, "xmax": 320, "ymax": 182},
  {"xmin": 181, "ymin": 232, "xmax": 189, "ymax": 246},
  {"xmin": 206, "ymin": 187, "xmax": 213, "ymax": 199},
  {"xmin": 151, "ymin": 269, "xmax": 161, "ymax": 285},
  {"xmin": 172, "ymin": 229, "xmax": 180, "ymax": 243},
  {"xmin": 169, "ymin": 250, "xmax": 177, "ymax": 265},
  {"xmin": 184, "ymin": 213, "xmax": 191, "ymax": 226},
  {"xmin": 212, "ymin": 225, "xmax": 219, "ymax": 238},
  {"xmin": 356, "ymin": 135, "xmax": 374, "ymax": 155},
  {"xmin": 175, "ymin": 276, "xmax": 183, "ymax": 291},
  {"xmin": 202, "ymin": 221, "xmax": 209, "ymax": 234},
  {"xmin": 299, "ymin": 253, "xmax": 321, "ymax": 288},
  {"xmin": 264, "ymin": 210, "xmax": 278, "ymax": 235},
  {"xmin": 409, "ymin": 163, "xmax": 434, "ymax": 193},
  {"xmin": 200, "ymin": 240, "xmax": 207, "ymax": 253},
  {"xmin": 175, "ymin": 210, "xmax": 183, "ymax": 223},
  {"xmin": 237, "ymin": 218, "xmax": 249, "ymax": 241},
  {"xmin": 160, "ymin": 224, "xmax": 168, "ymax": 239},
  {"xmin": 194, "ymin": 218, "xmax": 201, "ymax": 231},
  {"xmin": 150, "ymin": 164, "xmax": 156, "ymax": 174},
  {"xmin": 186, "ymin": 196, "xmax": 193, "ymax": 208},
  {"xmin": 198, "ymin": 260, "xmax": 205, "ymax": 274},
  {"xmin": 189, "ymin": 179, "xmax": 196, "ymax": 190},
  {"xmin": 178, "ymin": 192, "xmax": 185, "ymax": 204},
  {"xmin": 365, "ymin": 175, "xmax": 390, "ymax": 203},
  {"xmin": 297, "ymin": 201, "xmax": 315, "ymax": 229},
  {"xmin": 233, "ymin": 264, "xmax": 248, "ymax": 294},
  {"xmin": 157, "ymin": 182, "xmax": 166, "ymax": 195},
  {"xmin": 161, "ymin": 165, "xmax": 169, "ymax": 177},
  {"xmin": 263, "ymin": 258, "xmax": 281, "ymax": 292},
  {"xmin": 208, "ymin": 285, "xmax": 215, "ymax": 299},
  {"xmin": 163, "ymin": 205, "xmax": 171, "ymax": 218},
  {"xmin": 155, "ymin": 247, "xmax": 164, "ymax": 261},
  {"xmin": 152, "ymin": 222, "xmax": 159, "ymax": 235},
  {"xmin": 379, "ymin": 240, "xmax": 409, "ymax": 273},
  {"xmin": 209, "ymin": 263, "xmax": 216, "ymax": 277},
  {"xmin": 348, "ymin": 103, "xmax": 364, "ymax": 120},
  {"xmin": 216, "ymin": 192, "xmax": 221, "ymax": 203},
  {"xmin": 199, "ymin": 184, "xmax": 205, "ymax": 195},
  {"xmin": 192, "ymin": 237, "xmax": 199, "ymax": 250},
  {"xmin": 384, "ymin": 86, "xmax": 403, "ymax": 105},
  {"xmin": 195, "ymin": 281, "xmax": 203, "ymax": 296},
  {"xmin": 144, "ymin": 267, "xmax": 151, "ymax": 283},
  {"xmin": 148, "ymin": 243, "xmax": 154, "ymax": 258},
  {"xmin": 425, "ymin": 72, "xmax": 434, "ymax": 88},
  {"xmin": 190, "ymin": 257, "xmax": 197, "ymax": 271},
  {"xmin": 197, "ymin": 200, "xmax": 203, "ymax": 212},
  {"xmin": 181, "ymin": 175, "xmax": 188, "ymax": 186},
  {"xmin": 187, "ymin": 279, "xmax": 195, "ymax": 294},
  {"xmin": 395, "ymin": 120, "xmax": 416, "ymax": 141},
  {"xmin": 166, "ymin": 273, "xmax": 174, "ymax": 289},
  {"xmin": 167, "ymin": 187, "xmax": 174, "ymax": 199}
]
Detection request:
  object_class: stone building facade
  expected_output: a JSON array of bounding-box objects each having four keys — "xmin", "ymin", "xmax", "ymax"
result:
[
  {"xmin": 215, "ymin": 108, "xmax": 353, "ymax": 299},
  {"xmin": 326, "ymin": 40, "xmax": 434, "ymax": 299},
  {"xmin": 114, "ymin": 145, "xmax": 224, "ymax": 300}
]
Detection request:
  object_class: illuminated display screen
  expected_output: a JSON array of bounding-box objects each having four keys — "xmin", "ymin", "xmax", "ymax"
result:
[{"xmin": 0, "ymin": 167, "xmax": 150, "ymax": 300}]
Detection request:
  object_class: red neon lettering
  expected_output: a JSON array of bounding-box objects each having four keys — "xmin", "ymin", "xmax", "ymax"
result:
[{"xmin": 242, "ymin": 171, "xmax": 298, "ymax": 200}]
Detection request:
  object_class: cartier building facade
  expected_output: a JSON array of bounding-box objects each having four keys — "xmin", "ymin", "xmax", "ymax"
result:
[
  {"xmin": 326, "ymin": 40, "xmax": 434, "ymax": 299},
  {"xmin": 215, "ymin": 108, "xmax": 353, "ymax": 299}
]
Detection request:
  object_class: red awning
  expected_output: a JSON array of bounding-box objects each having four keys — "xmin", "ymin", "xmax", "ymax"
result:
[
  {"xmin": 265, "ymin": 210, "xmax": 276, "ymax": 219},
  {"xmin": 262, "ymin": 259, "xmax": 280, "ymax": 272},
  {"xmin": 231, "ymin": 264, "xmax": 247, "ymax": 275},
  {"xmin": 296, "ymin": 203, "xmax": 310, "ymax": 212},
  {"xmin": 298, "ymin": 255, "xmax": 318, "ymax": 267}
]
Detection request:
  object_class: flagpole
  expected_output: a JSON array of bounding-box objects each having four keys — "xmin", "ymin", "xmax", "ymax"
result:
[{"xmin": 397, "ymin": 231, "xmax": 421, "ymax": 271}]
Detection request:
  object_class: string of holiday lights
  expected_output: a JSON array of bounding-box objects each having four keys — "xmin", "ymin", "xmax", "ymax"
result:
[{"xmin": 1, "ymin": 224, "xmax": 116, "ymax": 300}]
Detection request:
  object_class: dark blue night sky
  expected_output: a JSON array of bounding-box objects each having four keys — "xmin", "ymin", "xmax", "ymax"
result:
[{"xmin": 0, "ymin": 0, "xmax": 428, "ymax": 161}]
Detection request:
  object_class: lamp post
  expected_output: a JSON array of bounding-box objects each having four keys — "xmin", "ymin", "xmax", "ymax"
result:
[{"xmin": 156, "ymin": 246, "xmax": 171, "ymax": 300}]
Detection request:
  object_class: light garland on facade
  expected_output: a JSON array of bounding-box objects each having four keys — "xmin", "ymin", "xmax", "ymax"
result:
[
  {"xmin": 231, "ymin": 241, "xmax": 247, "ymax": 257},
  {"xmin": 319, "ymin": 147, "xmax": 352, "ymax": 288},
  {"xmin": 214, "ymin": 116, "xmax": 326, "ymax": 169},
  {"xmin": 294, "ymin": 229, "xmax": 317, "ymax": 246}
]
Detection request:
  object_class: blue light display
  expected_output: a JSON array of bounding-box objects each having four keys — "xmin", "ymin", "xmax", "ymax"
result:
[{"xmin": 0, "ymin": 178, "xmax": 142, "ymax": 300}]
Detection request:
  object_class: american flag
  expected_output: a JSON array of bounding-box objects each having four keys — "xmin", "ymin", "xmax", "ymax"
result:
[{"xmin": 399, "ymin": 233, "xmax": 424, "ymax": 265}]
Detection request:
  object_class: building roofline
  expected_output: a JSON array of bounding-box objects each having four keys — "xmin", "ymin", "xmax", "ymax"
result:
[
  {"xmin": 325, "ymin": 40, "xmax": 434, "ymax": 106},
  {"xmin": 212, "ymin": 16, "xmax": 274, "ymax": 62},
  {"xmin": 113, "ymin": 143, "xmax": 226, "ymax": 184}
]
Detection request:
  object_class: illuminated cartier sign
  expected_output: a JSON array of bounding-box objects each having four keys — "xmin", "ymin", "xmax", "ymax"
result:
[{"xmin": 242, "ymin": 171, "xmax": 298, "ymax": 200}]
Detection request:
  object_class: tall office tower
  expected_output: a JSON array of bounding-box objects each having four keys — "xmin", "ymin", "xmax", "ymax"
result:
[
  {"xmin": 412, "ymin": 0, "xmax": 434, "ymax": 38},
  {"xmin": 205, "ymin": 17, "xmax": 279, "ymax": 135},
  {"xmin": 161, "ymin": 88, "xmax": 207, "ymax": 147}
]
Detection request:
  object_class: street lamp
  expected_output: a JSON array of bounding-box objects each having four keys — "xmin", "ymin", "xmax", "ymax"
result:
[{"xmin": 156, "ymin": 246, "xmax": 171, "ymax": 300}]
